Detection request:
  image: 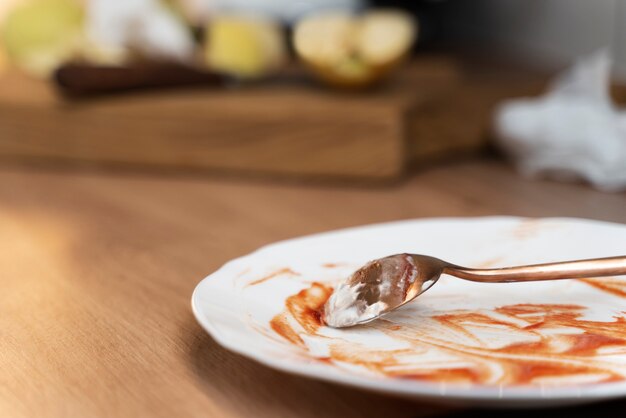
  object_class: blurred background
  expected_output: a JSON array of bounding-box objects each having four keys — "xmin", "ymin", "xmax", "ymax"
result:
[
  {"xmin": 1, "ymin": 0, "xmax": 625, "ymax": 189},
  {"xmin": 3, "ymin": 3, "xmax": 626, "ymax": 417}
]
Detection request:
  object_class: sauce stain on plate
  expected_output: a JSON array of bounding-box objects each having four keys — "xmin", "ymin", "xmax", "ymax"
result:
[
  {"xmin": 267, "ymin": 275, "xmax": 626, "ymax": 387},
  {"xmin": 582, "ymin": 277, "xmax": 626, "ymax": 298},
  {"xmin": 246, "ymin": 268, "xmax": 299, "ymax": 287}
]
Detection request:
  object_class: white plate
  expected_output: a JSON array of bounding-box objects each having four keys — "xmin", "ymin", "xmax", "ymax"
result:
[{"xmin": 192, "ymin": 217, "xmax": 626, "ymax": 407}]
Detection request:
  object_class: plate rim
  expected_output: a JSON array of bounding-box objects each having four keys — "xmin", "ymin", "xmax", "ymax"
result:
[{"xmin": 191, "ymin": 216, "xmax": 626, "ymax": 403}]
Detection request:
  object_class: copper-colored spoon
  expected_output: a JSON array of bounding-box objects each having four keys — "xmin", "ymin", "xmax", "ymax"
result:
[{"xmin": 323, "ymin": 253, "xmax": 626, "ymax": 328}]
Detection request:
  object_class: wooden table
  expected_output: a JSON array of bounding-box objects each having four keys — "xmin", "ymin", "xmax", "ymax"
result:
[{"xmin": 2, "ymin": 159, "xmax": 626, "ymax": 417}]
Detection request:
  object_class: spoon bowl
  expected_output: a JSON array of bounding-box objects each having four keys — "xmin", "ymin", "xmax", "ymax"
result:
[{"xmin": 323, "ymin": 253, "xmax": 626, "ymax": 328}]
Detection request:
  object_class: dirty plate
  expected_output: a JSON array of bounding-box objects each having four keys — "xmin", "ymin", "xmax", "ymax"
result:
[{"xmin": 192, "ymin": 217, "xmax": 626, "ymax": 407}]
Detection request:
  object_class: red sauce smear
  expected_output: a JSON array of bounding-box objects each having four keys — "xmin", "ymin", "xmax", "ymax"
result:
[
  {"xmin": 322, "ymin": 263, "xmax": 346, "ymax": 268},
  {"xmin": 581, "ymin": 277, "xmax": 626, "ymax": 298},
  {"xmin": 246, "ymin": 268, "xmax": 298, "ymax": 287},
  {"xmin": 270, "ymin": 282, "xmax": 331, "ymax": 346},
  {"xmin": 269, "ymin": 281, "xmax": 626, "ymax": 387},
  {"xmin": 511, "ymin": 219, "xmax": 543, "ymax": 240}
]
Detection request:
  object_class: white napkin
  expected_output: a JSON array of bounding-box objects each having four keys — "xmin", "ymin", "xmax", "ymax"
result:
[{"xmin": 494, "ymin": 51, "xmax": 626, "ymax": 192}]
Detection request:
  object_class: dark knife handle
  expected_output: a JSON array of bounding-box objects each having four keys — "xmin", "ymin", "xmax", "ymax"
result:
[{"xmin": 54, "ymin": 63, "xmax": 228, "ymax": 97}]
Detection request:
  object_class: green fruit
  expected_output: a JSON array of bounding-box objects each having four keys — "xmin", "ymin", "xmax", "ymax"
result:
[
  {"xmin": 1, "ymin": 0, "xmax": 84, "ymax": 77},
  {"xmin": 205, "ymin": 16, "xmax": 286, "ymax": 79}
]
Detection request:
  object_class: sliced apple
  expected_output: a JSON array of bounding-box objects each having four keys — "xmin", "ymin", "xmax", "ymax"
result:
[
  {"xmin": 1, "ymin": 0, "xmax": 85, "ymax": 77},
  {"xmin": 204, "ymin": 16, "xmax": 286, "ymax": 79},
  {"xmin": 294, "ymin": 9, "xmax": 417, "ymax": 88}
]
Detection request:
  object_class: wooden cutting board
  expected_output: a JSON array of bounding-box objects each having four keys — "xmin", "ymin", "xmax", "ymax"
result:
[{"xmin": 0, "ymin": 57, "xmax": 503, "ymax": 182}]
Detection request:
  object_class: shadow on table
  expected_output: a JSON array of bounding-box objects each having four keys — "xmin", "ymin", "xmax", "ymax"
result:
[{"xmin": 444, "ymin": 398, "xmax": 626, "ymax": 417}]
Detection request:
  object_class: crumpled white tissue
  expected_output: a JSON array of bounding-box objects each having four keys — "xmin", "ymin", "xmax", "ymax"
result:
[{"xmin": 495, "ymin": 51, "xmax": 626, "ymax": 191}]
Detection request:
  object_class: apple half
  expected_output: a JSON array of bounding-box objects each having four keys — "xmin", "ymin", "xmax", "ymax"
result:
[{"xmin": 293, "ymin": 9, "xmax": 417, "ymax": 88}]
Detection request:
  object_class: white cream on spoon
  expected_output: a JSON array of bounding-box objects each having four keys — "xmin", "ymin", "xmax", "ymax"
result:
[{"xmin": 323, "ymin": 254, "xmax": 419, "ymax": 328}]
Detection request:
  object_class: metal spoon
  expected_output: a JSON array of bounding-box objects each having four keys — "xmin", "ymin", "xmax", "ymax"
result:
[{"xmin": 322, "ymin": 253, "xmax": 626, "ymax": 328}]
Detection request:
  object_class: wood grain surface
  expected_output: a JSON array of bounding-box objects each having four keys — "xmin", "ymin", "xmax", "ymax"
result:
[
  {"xmin": 1, "ymin": 159, "xmax": 626, "ymax": 417},
  {"xmin": 0, "ymin": 57, "xmax": 552, "ymax": 184},
  {"xmin": 0, "ymin": 58, "xmax": 461, "ymax": 182}
]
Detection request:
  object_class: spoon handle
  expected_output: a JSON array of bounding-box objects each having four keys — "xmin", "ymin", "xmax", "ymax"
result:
[{"xmin": 443, "ymin": 256, "xmax": 626, "ymax": 283}]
